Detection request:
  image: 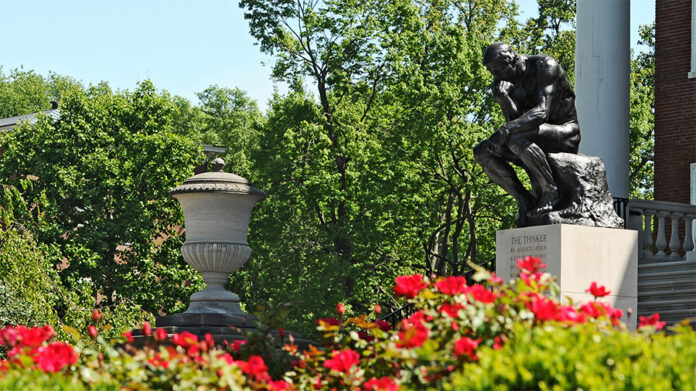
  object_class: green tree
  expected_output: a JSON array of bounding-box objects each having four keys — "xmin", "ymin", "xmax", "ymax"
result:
[
  {"xmin": 629, "ymin": 23, "xmax": 655, "ymax": 199},
  {"xmin": 0, "ymin": 68, "xmax": 81, "ymax": 118},
  {"xmin": 195, "ymin": 85, "xmax": 264, "ymax": 178},
  {"xmin": 237, "ymin": 0, "xmax": 525, "ymax": 334},
  {"xmin": 0, "ymin": 81, "xmax": 205, "ymax": 316},
  {"xmin": 514, "ymin": 0, "xmax": 576, "ymax": 81}
]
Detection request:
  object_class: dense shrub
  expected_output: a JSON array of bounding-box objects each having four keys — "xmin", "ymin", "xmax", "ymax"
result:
[{"xmin": 0, "ymin": 257, "xmax": 692, "ymax": 390}]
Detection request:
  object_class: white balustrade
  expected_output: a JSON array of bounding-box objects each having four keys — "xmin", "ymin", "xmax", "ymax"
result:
[{"xmin": 628, "ymin": 199, "xmax": 696, "ymax": 262}]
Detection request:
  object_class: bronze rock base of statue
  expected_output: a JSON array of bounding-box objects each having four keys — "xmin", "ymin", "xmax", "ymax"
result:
[{"xmin": 523, "ymin": 153, "xmax": 623, "ymax": 228}]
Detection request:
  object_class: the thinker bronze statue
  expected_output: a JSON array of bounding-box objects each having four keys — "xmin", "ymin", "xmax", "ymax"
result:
[{"xmin": 475, "ymin": 43, "xmax": 622, "ymax": 228}]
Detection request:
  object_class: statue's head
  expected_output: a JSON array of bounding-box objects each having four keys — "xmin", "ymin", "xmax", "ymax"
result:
[{"xmin": 483, "ymin": 43, "xmax": 521, "ymax": 81}]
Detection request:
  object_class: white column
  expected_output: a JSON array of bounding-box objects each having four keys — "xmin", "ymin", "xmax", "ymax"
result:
[{"xmin": 575, "ymin": 0, "xmax": 631, "ymax": 198}]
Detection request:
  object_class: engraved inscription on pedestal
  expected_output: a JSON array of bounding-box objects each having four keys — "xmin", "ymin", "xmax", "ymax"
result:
[{"xmin": 507, "ymin": 233, "xmax": 548, "ymax": 278}]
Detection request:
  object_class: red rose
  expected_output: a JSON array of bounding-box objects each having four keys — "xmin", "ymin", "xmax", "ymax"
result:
[
  {"xmin": 154, "ymin": 328, "xmax": 168, "ymax": 342},
  {"xmin": 527, "ymin": 295, "xmax": 560, "ymax": 321},
  {"xmin": 17, "ymin": 325, "xmax": 54, "ymax": 347},
  {"xmin": 396, "ymin": 311, "xmax": 429, "ymax": 348},
  {"xmin": 438, "ymin": 302, "xmax": 464, "ymax": 318},
  {"xmin": 337, "ymin": 302, "xmax": 346, "ymax": 314},
  {"xmin": 172, "ymin": 331, "xmax": 198, "ymax": 348},
  {"xmin": 517, "ymin": 256, "xmax": 546, "ymax": 274},
  {"xmin": 639, "ymin": 313, "xmax": 666, "ymax": 330},
  {"xmin": 435, "ymin": 276, "xmax": 468, "ymax": 295},
  {"xmin": 88, "ymin": 326, "xmax": 98, "ymax": 339},
  {"xmin": 363, "ymin": 376, "xmax": 400, "ymax": 390},
  {"xmin": 236, "ymin": 355, "xmax": 270, "ymax": 381},
  {"xmin": 142, "ymin": 321, "xmax": 152, "ymax": 336},
  {"xmin": 453, "ymin": 337, "xmax": 480, "ymax": 360},
  {"xmin": 269, "ymin": 380, "xmax": 291, "ymax": 390},
  {"xmin": 375, "ymin": 319, "xmax": 391, "ymax": 331},
  {"xmin": 394, "ymin": 274, "xmax": 427, "ymax": 299},
  {"xmin": 586, "ymin": 282, "xmax": 611, "ymax": 298},
  {"xmin": 559, "ymin": 305, "xmax": 585, "ymax": 324},
  {"xmin": 374, "ymin": 304, "xmax": 382, "ymax": 314},
  {"xmin": 91, "ymin": 310, "xmax": 101, "ymax": 322},
  {"xmin": 323, "ymin": 348, "xmax": 361, "ymax": 374},
  {"xmin": 34, "ymin": 342, "xmax": 78, "ymax": 373},
  {"xmin": 122, "ymin": 331, "xmax": 134, "ymax": 344},
  {"xmin": 467, "ymin": 284, "xmax": 497, "ymax": 303}
]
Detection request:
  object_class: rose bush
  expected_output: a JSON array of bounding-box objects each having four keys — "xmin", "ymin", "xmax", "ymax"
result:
[{"xmin": 0, "ymin": 256, "xmax": 694, "ymax": 390}]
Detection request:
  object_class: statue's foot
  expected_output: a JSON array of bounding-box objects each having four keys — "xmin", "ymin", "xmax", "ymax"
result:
[
  {"xmin": 514, "ymin": 198, "xmax": 536, "ymax": 227},
  {"xmin": 529, "ymin": 186, "xmax": 560, "ymax": 217}
]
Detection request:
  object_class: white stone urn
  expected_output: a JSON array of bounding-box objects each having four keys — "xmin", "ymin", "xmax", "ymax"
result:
[{"xmin": 169, "ymin": 158, "xmax": 265, "ymax": 314}]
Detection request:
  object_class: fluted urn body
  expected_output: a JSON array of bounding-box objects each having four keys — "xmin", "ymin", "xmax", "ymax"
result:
[{"xmin": 169, "ymin": 159, "xmax": 265, "ymax": 314}]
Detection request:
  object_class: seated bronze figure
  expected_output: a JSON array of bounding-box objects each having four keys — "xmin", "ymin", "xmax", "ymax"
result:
[{"xmin": 474, "ymin": 43, "xmax": 581, "ymax": 227}]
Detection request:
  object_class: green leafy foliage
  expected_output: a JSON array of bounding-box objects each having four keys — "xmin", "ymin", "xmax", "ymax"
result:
[
  {"xmin": 629, "ymin": 23, "xmax": 655, "ymax": 199},
  {"xmin": 0, "ymin": 67, "xmax": 81, "ymax": 118},
  {"xmin": 0, "ymin": 81, "xmax": 205, "ymax": 317}
]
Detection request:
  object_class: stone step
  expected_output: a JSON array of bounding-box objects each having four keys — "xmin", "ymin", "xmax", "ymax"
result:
[
  {"xmin": 638, "ymin": 268, "xmax": 696, "ymax": 280},
  {"xmin": 637, "ymin": 287, "xmax": 696, "ymax": 298},
  {"xmin": 638, "ymin": 297, "xmax": 696, "ymax": 311},
  {"xmin": 638, "ymin": 277, "xmax": 696, "ymax": 291},
  {"xmin": 639, "ymin": 259, "xmax": 696, "ymax": 271},
  {"xmin": 639, "ymin": 294, "xmax": 696, "ymax": 305}
]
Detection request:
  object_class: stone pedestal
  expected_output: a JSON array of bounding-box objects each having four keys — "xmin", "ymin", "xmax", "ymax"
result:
[{"xmin": 496, "ymin": 224, "xmax": 638, "ymax": 329}]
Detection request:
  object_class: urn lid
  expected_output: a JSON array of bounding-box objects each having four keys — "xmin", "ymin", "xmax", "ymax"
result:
[{"xmin": 169, "ymin": 158, "xmax": 266, "ymax": 198}]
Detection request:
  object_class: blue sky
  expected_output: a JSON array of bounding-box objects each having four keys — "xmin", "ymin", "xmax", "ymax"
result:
[{"xmin": 0, "ymin": 1, "xmax": 655, "ymax": 111}]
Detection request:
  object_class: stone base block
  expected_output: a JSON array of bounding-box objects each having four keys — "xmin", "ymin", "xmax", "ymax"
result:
[{"xmin": 496, "ymin": 224, "xmax": 638, "ymax": 329}]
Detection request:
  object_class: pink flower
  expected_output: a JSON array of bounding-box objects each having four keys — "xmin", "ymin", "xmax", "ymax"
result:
[
  {"xmin": 435, "ymin": 276, "xmax": 468, "ymax": 295},
  {"xmin": 374, "ymin": 304, "xmax": 382, "ymax": 314},
  {"xmin": 489, "ymin": 272, "xmax": 504, "ymax": 284},
  {"xmin": 337, "ymin": 303, "xmax": 346, "ymax": 314},
  {"xmin": 467, "ymin": 284, "xmax": 497, "ymax": 303},
  {"xmin": 363, "ymin": 376, "xmax": 400, "ymax": 390},
  {"xmin": 639, "ymin": 313, "xmax": 666, "ymax": 330},
  {"xmin": 453, "ymin": 337, "xmax": 480, "ymax": 360},
  {"xmin": 586, "ymin": 282, "xmax": 611, "ymax": 298},
  {"xmin": 34, "ymin": 342, "xmax": 78, "ymax": 373},
  {"xmin": 91, "ymin": 309, "xmax": 101, "ymax": 322},
  {"xmin": 323, "ymin": 348, "xmax": 361, "ymax": 374},
  {"xmin": 88, "ymin": 326, "xmax": 97, "ymax": 339},
  {"xmin": 394, "ymin": 274, "xmax": 428, "ymax": 299}
]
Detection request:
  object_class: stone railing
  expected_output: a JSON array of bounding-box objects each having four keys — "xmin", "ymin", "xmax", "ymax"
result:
[
  {"xmin": 627, "ymin": 199, "xmax": 696, "ymax": 262},
  {"xmin": 628, "ymin": 199, "xmax": 696, "ymax": 325}
]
